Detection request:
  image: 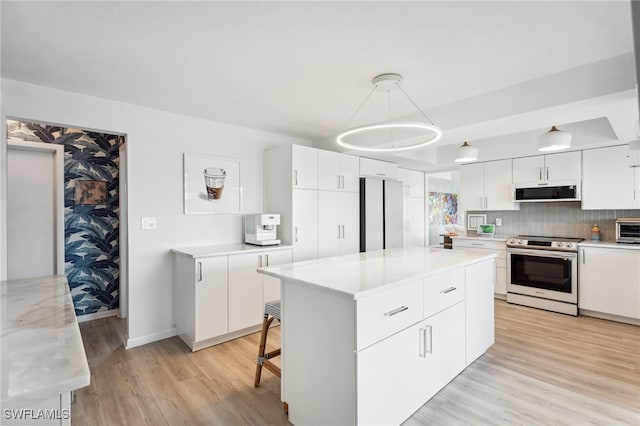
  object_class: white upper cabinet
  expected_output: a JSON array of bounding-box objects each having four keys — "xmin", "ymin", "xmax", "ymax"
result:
[
  {"xmin": 513, "ymin": 151, "xmax": 581, "ymax": 184},
  {"xmin": 292, "ymin": 145, "xmax": 318, "ymax": 189},
  {"xmin": 318, "ymin": 150, "xmax": 359, "ymax": 192},
  {"xmin": 582, "ymin": 145, "xmax": 640, "ymax": 210},
  {"xmin": 460, "ymin": 159, "xmax": 518, "ymax": 211},
  {"xmin": 360, "ymin": 157, "xmax": 398, "ymax": 179}
]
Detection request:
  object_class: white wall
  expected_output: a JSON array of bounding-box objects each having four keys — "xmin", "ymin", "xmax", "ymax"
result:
[{"xmin": 1, "ymin": 78, "xmax": 310, "ymax": 346}]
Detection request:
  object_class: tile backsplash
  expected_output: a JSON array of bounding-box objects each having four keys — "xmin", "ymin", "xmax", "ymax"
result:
[{"xmin": 467, "ymin": 202, "xmax": 640, "ymax": 241}]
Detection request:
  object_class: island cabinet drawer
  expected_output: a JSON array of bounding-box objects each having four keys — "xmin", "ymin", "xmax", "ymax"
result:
[
  {"xmin": 423, "ymin": 267, "xmax": 465, "ymax": 318},
  {"xmin": 356, "ymin": 279, "xmax": 423, "ymax": 351}
]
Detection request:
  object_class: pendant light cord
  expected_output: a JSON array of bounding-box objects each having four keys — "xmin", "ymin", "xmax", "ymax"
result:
[
  {"xmin": 396, "ymin": 83, "xmax": 435, "ymax": 125},
  {"xmin": 388, "ymin": 89, "xmax": 395, "ymax": 146},
  {"xmin": 343, "ymin": 84, "xmax": 378, "ymax": 128}
]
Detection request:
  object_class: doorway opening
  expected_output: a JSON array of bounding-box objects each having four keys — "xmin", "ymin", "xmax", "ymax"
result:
[{"xmin": 6, "ymin": 119, "xmax": 128, "ymax": 327}]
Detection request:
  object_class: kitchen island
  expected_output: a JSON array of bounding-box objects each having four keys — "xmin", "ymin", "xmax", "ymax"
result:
[
  {"xmin": 1, "ymin": 275, "xmax": 90, "ymax": 425},
  {"xmin": 258, "ymin": 246, "xmax": 496, "ymax": 426}
]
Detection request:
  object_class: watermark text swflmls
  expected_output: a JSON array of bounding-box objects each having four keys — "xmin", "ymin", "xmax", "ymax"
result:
[{"xmin": 3, "ymin": 408, "xmax": 71, "ymax": 420}]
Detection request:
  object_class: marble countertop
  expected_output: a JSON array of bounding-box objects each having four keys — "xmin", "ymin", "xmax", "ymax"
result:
[
  {"xmin": 258, "ymin": 246, "xmax": 496, "ymax": 299},
  {"xmin": 450, "ymin": 234, "xmax": 508, "ymax": 242},
  {"xmin": 172, "ymin": 243, "xmax": 292, "ymax": 258},
  {"xmin": 1, "ymin": 275, "xmax": 90, "ymax": 407},
  {"xmin": 578, "ymin": 240, "xmax": 640, "ymax": 250}
]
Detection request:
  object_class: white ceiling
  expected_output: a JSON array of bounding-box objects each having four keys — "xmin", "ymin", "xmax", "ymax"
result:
[{"xmin": 2, "ymin": 1, "xmax": 638, "ymax": 171}]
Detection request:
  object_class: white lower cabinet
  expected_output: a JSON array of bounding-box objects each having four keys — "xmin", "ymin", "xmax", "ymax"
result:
[
  {"xmin": 421, "ymin": 302, "xmax": 466, "ymax": 401},
  {"xmin": 452, "ymin": 238, "xmax": 506, "ymax": 297},
  {"xmin": 353, "ymin": 261, "xmax": 493, "ymax": 425},
  {"xmin": 5, "ymin": 392, "xmax": 72, "ymax": 425},
  {"xmin": 357, "ymin": 321, "xmax": 423, "ymax": 426},
  {"xmin": 193, "ymin": 256, "xmax": 229, "ymax": 342},
  {"xmin": 465, "ymin": 259, "xmax": 496, "ymax": 363},
  {"xmin": 173, "ymin": 247, "xmax": 292, "ymax": 351},
  {"xmin": 579, "ymin": 246, "xmax": 640, "ymax": 320},
  {"xmin": 228, "ymin": 250, "xmax": 292, "ymax": 332}
]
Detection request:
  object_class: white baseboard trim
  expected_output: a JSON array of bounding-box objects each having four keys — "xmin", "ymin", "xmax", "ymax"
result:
[
  {"xmin": 77, "ymin": 309, "xmax": 120, "ymax": 323},
  {"xmin": 126, "ymin": 327, "xmax": 177, "ymax": 349}
]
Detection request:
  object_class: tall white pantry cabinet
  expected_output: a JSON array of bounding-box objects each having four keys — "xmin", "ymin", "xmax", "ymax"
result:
[
  {"xmin": 264, "ymin": 145, "xmax": 319, "ymax": 262},
  {"xmin": 398, "ymin": 168, "xmax": 426, "ymax": 247},
  {"xmin": 265, "ymin": 145, "xmax": 360, "ymax": 261}
]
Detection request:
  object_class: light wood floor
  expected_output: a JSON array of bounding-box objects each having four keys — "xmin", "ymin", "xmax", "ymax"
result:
[{"xmin": 74, "ymin": 301, "xmax": 640, "ymax": 425}]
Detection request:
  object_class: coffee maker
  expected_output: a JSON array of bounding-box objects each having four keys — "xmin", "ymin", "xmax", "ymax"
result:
[{"xmin": 245, "ymin": 214, "xmax": 281, "ymax": 246}]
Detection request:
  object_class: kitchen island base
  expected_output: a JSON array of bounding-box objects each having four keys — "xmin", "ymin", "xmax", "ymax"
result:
[{"xmin": 259, "ymin": 248, "xmax": 496, "ymax": 426}]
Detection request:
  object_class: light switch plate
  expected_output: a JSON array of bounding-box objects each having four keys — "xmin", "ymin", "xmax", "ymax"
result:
[
  {"xmin": 141, "ymin": 217, "xmax": 157, "ymax": 230},
  {"xmin": 495, "ymin": 218, "xmax": 502, "ymax": 227}
]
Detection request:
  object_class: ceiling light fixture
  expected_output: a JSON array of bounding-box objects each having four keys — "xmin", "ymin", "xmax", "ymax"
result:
[
  {"xmin": 538, "ymin": 125, "xmax": 572, "ymax": 152},
  {"xmin": 336, "ymin": 73, "xmax": 442, "ymax": 152},
  {"xmin": 454, "ymin": 141, "xmax": 479, "ymax": 163}
]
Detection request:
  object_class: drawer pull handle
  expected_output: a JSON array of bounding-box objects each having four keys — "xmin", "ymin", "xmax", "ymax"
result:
[
  {"xmin": 384, "ymin": 306, "xmax": 409, "ymax": 317},
  {"xmin": 440, "ymin": 286, "xmax": 457, "ymax": 294},
  {"xmin": 471, "ymin": 243, "xmax": 484, "ymax": 246},
  {"xmin": 425, "ymin": 325, "xmax": 433, "ymax": 354}
]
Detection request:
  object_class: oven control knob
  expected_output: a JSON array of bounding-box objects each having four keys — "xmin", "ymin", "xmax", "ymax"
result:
[
  {"xmin": 557, "ymin": 242, "xmax": 564, "ymax": 248},
  {"xmin": 566, "ymin": 243, "xmax": 573, "ymax": 249}
]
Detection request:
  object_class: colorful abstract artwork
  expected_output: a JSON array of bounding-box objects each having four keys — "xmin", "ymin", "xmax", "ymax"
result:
[
  {"xmin": 7, "ymin": 120, "xmax": 122, "ymax": 317},
  {"xmin": 428, "ymin": 192, "xmax": 458, "ymax": 225}
]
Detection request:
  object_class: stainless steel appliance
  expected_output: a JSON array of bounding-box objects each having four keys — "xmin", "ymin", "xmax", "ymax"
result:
[
  {"xmin": 616, "ymin": 218, "xmax": 640, "ymax": 243},
  {"xmin": 512, "ymin": 180, "xmax": 581, "ymax": 202},
  {"xmin": 245, "ymin": 214, "xmax": 281, "ymax": 246},
  {"xmin": 506, "ymin": 236, "xmax": 583, "ymax": 316},
  {"xmin": 359, "ymin": 178, "xmax": 403, "ymax": 252}
]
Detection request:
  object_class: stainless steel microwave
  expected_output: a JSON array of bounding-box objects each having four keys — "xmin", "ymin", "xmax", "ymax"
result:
[
  {"xmin": 616, "ymin": 218, "xmax": 640, "ymax": 243},
  {"xmin": 512, "ymin": 180, "xmax": 581, "ymax": 202}
]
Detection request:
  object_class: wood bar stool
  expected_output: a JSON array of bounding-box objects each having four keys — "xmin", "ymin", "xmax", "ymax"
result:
[{"xmin": 254, "ymin": 300, "xmax": 281, "ymax": 387}]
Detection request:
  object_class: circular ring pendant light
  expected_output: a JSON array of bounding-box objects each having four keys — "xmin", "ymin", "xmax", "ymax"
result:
[{"xmin": 336, "ymin": 73, "xmax": 442, "ymax": 152}]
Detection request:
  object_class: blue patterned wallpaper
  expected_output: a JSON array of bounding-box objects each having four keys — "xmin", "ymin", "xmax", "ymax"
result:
[{"xmin": 7, "ymin": 121, "xmax": 123, "ymax": 316}]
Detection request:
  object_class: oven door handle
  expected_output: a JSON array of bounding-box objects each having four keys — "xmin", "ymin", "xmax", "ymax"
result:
[{"xmin": 507, "ymin": 248, "xmax": 577, "ymax": 259}]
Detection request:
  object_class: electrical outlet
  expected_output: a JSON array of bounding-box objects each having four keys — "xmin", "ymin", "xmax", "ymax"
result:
[
  {"xmin": 495, "ymin": 218, "xmax": 502, "ymax": 227},
  {"xmin": 141, "ymin": 217, "xmax": 157, "ymax": 230}
]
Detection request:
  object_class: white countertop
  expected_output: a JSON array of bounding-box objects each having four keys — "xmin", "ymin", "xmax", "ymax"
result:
[
  {"xmin": 450, "ymin": 234, "xmax": 507, "ymax": 242},
  {"xmin": 172, "ymin": 243, "xmax": 293, "ymax": 258},
  {"xmin": 578, "ymin": 240, "xmax": 640, "ymax": 250},
  {"xmin": 258, "ymin": 246, "xmax": 496, "ymax": 299},
  {"xmin": 1, "ymin": 275, "xmax": 90, "ymax": 406}
]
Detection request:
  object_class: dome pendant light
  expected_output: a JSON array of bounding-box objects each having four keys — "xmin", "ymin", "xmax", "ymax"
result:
[
  {"xmin": 538, "ymin": 125, "xmax": 571, "ymax": 152},
  {"xmin": 336, "ymin": 73, "xmax": 442, "ymax": 152},
  {"xmin": 454, "ymin": 141, "xmax": 478, "ymax": 163}
]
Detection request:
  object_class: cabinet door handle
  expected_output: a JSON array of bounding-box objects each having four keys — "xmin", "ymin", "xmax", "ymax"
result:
[
  {"xmin": 440, "ymin": 286, "xmax": 457, "ymax": 294},
  {"xmin": 198, "ymin": 262, "xmax": 203, "ymax": 282},
  {"xmin": 480, "ymin": 196, "xmax": 484, "ymax": 209},
  {"xmin": 265, "ymin": 254, "xmax": 269, "ymax": 266},
  {"xmin": 471, "ymin": 243, "xmax": 484, "ymax": 247},
  {"xmin": 546, "ymin": 167, "xmax": 549, "ymax": 181},
  {"xmin": 294, "ymin": 227, "xmax": 299, "ymax": 242},
  {"xmin": 538, "ymin": 167, "xmax": 542, "ymax": 181},
  {"xmin": 419, "ymin": 327, "xmax": 426, "ymax": 358},
  {"xmin": 294, "ymin": 170, "xmax": 298, "ymax": 186},
  {"xmin": 259, "ymin": 255, "xmax": 263, "ymax": 268},
  {"xmin": 425, "ymin": 325, "xmax": 433, "ymax": 354},
  {"xmin": 337, "ymin": 175, "xmax": 341, "ymax": 189},
  {"xmin": 341, "ymin": 175, "xmax": 345, "ymax": 189},
  {"xmin": 341, "ymin": 225, "xmax": 345, "ymax": 239},
  {"xmin": 384, "ymin": 306, "xmax": 408, "ymax": 317},
  {"xmin": 485, "ymin": 197, "xmax": 488, "ymax": 209},
  {"xmin": 582, "ymin": 249, "xmax": 585, "ymax": 264}
]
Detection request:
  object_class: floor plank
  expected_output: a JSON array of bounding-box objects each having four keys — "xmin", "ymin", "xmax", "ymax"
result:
[{"xmin": 73, "ymin": 301, "xmax": 639, "ymax": 425}]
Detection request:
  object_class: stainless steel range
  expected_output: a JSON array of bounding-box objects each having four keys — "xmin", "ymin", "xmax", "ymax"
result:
[{"xmin": 506, "ymin": 236, "xmax": 583, "ymax": 316}]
